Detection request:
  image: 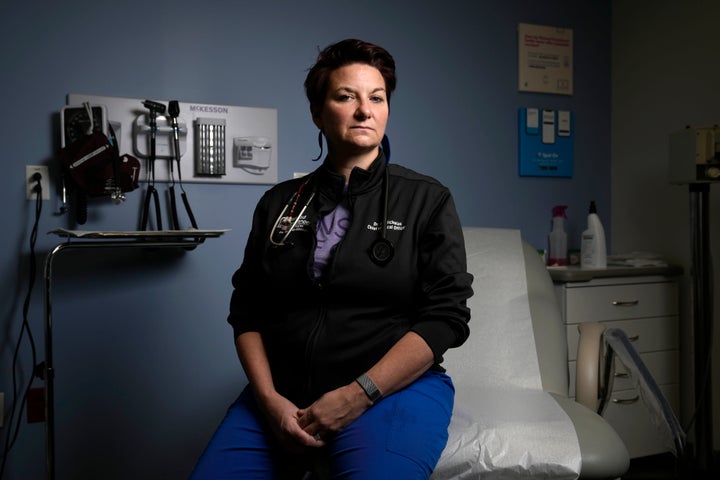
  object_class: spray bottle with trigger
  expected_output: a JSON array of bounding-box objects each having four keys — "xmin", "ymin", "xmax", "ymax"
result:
[{"xmin": 548, "ymin": 205, "xmax": 568, "ymax": 266}]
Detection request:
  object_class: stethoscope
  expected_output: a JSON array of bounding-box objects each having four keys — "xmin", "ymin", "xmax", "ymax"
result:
[{"xmin": 269, "ymin": 167, "xmax": 394, "ymax": 266}]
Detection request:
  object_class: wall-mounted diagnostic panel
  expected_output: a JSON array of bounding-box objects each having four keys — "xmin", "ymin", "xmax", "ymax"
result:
[
  {"xmin": 66, "ymin": 93, "xmax": 278, "ymax": 185},
  {"xmin": 518, "ymin": 107, "xmax": 573, "ymax": 178}
]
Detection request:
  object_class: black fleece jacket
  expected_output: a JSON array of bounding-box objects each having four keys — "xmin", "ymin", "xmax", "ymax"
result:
[{"xmin": 228, "ymin": 153, "xmax": 473, "ymax": 407}]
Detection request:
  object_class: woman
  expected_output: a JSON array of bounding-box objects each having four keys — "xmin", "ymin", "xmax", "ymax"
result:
[{"xmin": 191, "ymin": 38, "xmax": 473, "ymax": 479}]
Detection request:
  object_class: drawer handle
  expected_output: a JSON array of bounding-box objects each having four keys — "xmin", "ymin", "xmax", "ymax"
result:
[
  {"xmin": 627, "ymin": 334, "xmax": 639, "ymax": 342},
  {"xmin": 612, "ymin": 395, "xmax": 640, "ymax": 405},
  {"xmin": 612, "ymin": 300, "xmax": 639, "ymax": 307},
  {"xmin": 614, "ymin": 372, "xmax": 630, "ymax": 379}
]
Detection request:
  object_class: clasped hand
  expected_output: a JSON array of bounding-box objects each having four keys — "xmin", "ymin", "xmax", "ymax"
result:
[{"xmin": 262, "ymin": 382, "xmax": 372, "ymax": 452}]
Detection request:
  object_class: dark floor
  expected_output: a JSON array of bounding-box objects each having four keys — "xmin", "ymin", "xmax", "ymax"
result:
[
  {"xmin": 622, "ymin": 453, "xmax": 719, "ymax": 479},
  {"xmin": 622, "ymin": 453, "xmax": 680, "ymax": 479}
]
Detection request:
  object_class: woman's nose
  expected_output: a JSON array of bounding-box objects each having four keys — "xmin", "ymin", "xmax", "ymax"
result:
[{"xmin": 355, "ymin": 102, "xmax": 371, "ymax": 120}]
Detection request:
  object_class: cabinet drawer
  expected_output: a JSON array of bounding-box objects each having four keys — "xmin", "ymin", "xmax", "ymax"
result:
[
  {"xmin": 567, "ymin": 316, "xmax": 679, "ymax": 361},
  {"xmin": 603, "ymin": 384, "xmax": 679, "ymax": 458},
  {"xmin": 569, "ymin": 350, "xmax": 679, "ymax": 394},
  {"xmin": 611, "ymin": 350, "xmax": 679, "ymax": 390},
  {"xmin": 565, "ymin": 282, "xmax": 678, "ymax": 323}
]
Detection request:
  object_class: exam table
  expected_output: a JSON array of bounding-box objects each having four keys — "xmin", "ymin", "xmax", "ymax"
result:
[{"xmin": 430, "ymin": 227, "xmax": 630, "ymax": 479}]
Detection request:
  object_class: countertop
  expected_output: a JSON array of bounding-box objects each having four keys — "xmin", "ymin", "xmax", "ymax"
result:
[{"xmin": 547, "ymin": 264, "xmax": 684, "ymax": 282}]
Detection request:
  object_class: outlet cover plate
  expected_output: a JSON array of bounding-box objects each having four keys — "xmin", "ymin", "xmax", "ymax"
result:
[{"xmin": 26, "ymin": 165, "xmax": 50, "ymax": 200}]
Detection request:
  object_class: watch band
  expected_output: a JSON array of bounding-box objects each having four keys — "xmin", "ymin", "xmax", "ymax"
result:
[{"xmin": 356, "ymin": 373, "xmax": 383, "ymax": 403}]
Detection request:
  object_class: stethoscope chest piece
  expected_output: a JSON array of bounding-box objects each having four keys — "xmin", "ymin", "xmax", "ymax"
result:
[
  {"xmin": 368, "ymin": 166, "xmax": 394, "ymax": 266},
  {"xmin": 369, "ymin": 237, "xmax": 394, "ymax": 266}
]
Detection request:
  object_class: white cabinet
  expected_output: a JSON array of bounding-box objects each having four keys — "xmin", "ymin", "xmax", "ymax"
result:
[{"xmin": 552, "ymin": 270, "xmax": 681, "ymax": 459}]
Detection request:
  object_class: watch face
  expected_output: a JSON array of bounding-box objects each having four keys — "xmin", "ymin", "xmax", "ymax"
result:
[{"xmin": 62, "ymin": 106, "xmax": 106, "ymax": 147}]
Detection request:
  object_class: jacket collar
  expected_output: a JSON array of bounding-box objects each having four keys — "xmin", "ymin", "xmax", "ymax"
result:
[{"xmin": 314, "ymin": 151, "xmax": 387, "ymax": 203}]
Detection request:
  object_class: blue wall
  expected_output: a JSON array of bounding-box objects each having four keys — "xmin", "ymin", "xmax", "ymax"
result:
[{"xmin": 0, "ymin": 1, "xmax": 610, "ymax": 478}]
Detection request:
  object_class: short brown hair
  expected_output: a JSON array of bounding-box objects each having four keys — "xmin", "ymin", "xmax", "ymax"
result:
[{"xmin": 304, "ymin": 39, "xmax": 397, "ymax": 112}]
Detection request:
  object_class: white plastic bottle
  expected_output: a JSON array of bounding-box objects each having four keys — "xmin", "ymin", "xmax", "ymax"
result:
[
  {"xmin": 581, "ymin": 201, "xmax": 607, "ymax": 269},
  {"xmin": 548, "ymin": 205, "xmax": 568, "ymax": 266}
]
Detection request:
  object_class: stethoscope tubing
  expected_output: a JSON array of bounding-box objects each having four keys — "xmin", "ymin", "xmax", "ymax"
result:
[{"xmin": 269, "ymin": 185, "xmax": 316, "ymax": 247}]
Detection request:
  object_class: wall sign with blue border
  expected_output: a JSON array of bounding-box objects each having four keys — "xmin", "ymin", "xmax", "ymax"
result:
[{"xmin": 518, "ymin": 108, "xmax": 573, "ymax": 177}]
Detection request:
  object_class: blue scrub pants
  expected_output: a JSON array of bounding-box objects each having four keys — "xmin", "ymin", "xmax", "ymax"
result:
[{"xmin": 189, "ymin": 370, "xmax": 454, "ymax": 480}]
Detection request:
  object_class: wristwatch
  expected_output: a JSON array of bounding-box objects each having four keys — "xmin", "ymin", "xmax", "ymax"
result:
[{"xmin": 356, "ymin": 373, "xmax": 383, "ymax": 403}]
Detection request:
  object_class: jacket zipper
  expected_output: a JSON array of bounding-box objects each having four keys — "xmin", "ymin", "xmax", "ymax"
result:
[
  {"xmin": 303, "ymin": 304, "xmax": 326, "ymax": 399},
  {"xmin": 302, "ymin": 189, "xmax": 350, "ymax": 399},
  {"xmin": 304, "ymin": 221, "xmax": 324, "ymax": 400}
]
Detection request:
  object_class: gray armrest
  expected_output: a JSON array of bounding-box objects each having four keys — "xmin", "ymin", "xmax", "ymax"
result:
[
  {"xmin": 551, "ymin": 394, "xmax": 630, "ymax": 479},
  {"xmin": 576, "ymin": 322, "xmax": 606, "ymax": 411}
]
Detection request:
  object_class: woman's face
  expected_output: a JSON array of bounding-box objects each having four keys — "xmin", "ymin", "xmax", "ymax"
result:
[{"xmin": 313, "ymin": 63, "xmax": 389, "ymax": 159}]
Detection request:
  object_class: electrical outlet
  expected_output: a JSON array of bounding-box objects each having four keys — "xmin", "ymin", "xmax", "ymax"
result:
[{"xmin": 26, "ymin": 165, "xmax": 50, "ymax": 200}]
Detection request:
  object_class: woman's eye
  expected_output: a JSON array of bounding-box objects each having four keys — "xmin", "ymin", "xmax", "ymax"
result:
[{"xmin": 370, "ymin": 96, "xmax": 385, "ymax": 103}]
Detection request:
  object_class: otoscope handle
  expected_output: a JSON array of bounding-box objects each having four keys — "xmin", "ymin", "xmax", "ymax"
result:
[
  {"xmin": 168, "ymin": 101, "xmax": 182, "ymax": 156},
  {"xmin": 168, "ymin": 100, "xmax": 180, "ymax": 118}
]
